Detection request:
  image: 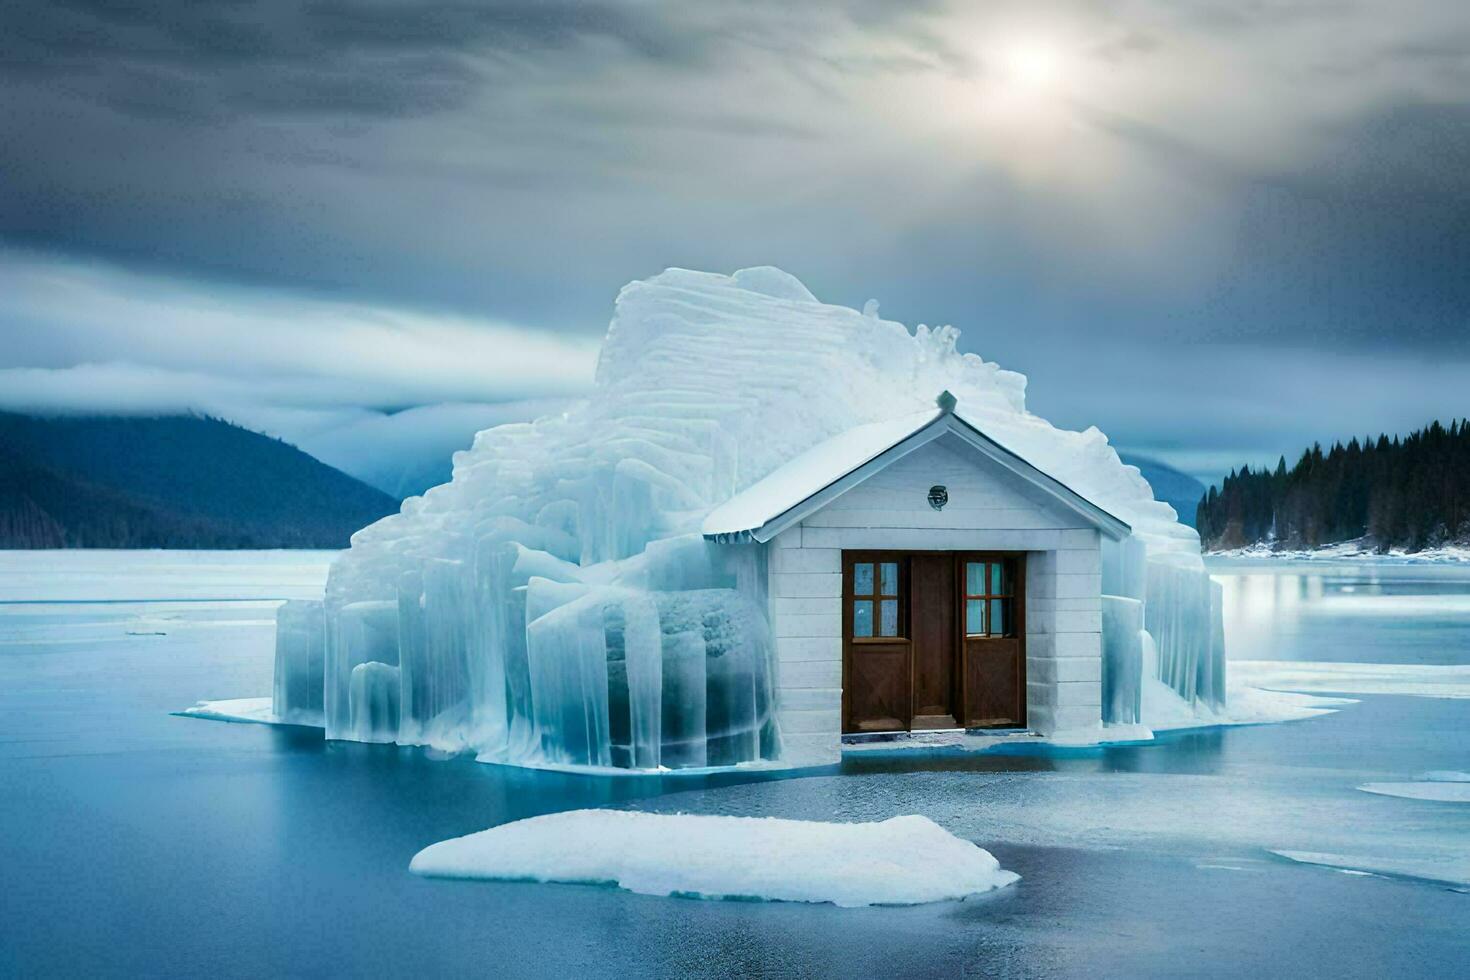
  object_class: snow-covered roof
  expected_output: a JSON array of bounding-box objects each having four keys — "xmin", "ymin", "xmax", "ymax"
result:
[{"xmin": 702, "ymin": 392, "xmax": 1131, "ymax": 543}]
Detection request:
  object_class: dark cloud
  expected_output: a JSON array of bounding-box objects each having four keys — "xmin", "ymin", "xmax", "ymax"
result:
[
  {"xmin": 1, "ymin": 0, "xmax": 716, "ymax": 124},
  {"xmin": 1, "ymin": 0, "xmax": 1468, "ymax": 484}
]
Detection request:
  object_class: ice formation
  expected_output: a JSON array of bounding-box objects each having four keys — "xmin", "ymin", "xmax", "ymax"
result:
[
  {"xmin": 273, "ymin": 266, "xmax": 1225, "ymax": 768},
  {"xmin": 410, "ymin": 810, "xmax": 1019, "ymax": 906}
]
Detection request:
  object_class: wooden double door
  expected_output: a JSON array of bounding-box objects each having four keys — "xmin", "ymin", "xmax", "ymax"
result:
[{"xmin": 841, "ymin": 550, "xmax": 1025, "ymax": 733}]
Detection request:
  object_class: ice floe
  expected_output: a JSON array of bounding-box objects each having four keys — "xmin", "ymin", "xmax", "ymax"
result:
[
  {"xmin": 409, "ymin": 810, "xmax": 1019, "ymax": 906},
  {"xmin": 1357, "ymin": 782, "xmax": 1470, "ymax": 803},
  {"xmin": 1271, "ymin": 850, "xmax": 1470, "ymax": 889},
  {"xmin": 176, "ymin": 697, "xmax": 278, "ymax": 725},
  {"xmin": 1231, "ymin": 661, "xmax": 1470, "ymax": 699}
]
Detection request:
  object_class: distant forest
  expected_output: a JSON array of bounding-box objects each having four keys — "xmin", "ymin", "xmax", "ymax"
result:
[
  {"xmin": 1197, "ymin": 420, "xmax": 1470, "ymax": 552},
  {"xmin": 0, "ymin": 413, "xmax": 399, "ymax": 549}
]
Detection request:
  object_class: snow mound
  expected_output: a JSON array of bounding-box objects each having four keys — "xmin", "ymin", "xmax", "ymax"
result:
[
  {"xmin": 409, "ymin": 810, "xmax": 1019, "ymax": 906},
  {"xmin": 1143, "ymin": 675, "xmax": 1353, "ymax": 730},
  {"xmin": 270, "ymin": 266, "xmax": 1223, "ymax": 770}
]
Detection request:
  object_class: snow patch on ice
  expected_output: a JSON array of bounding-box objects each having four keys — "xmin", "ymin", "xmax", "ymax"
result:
[
  {"xmin": 1143, "ymin": 675, "xmax": 1353, "ymax": 730},
  {"xmin": 1357, "ymin": 782, "xmax": 1470, "ymax": 803},
  {"xmin": 175, "ymin": 697, "xmax": 278, "ymax": 725},
  {"xmin": 409, "ymin": 809, "xmax": 1018, "ymax": 906},
  {"xmin": 1231, "ymin": 661, "xmax": 1470, "ymax": 699}
]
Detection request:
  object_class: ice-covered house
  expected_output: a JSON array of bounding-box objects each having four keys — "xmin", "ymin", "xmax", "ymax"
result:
[
  {"xmin": 272, "ymin": 267, "xmax": 1224, "ymax": 770},
  {"xmin": 701, "ymin": 391, "xmax": 1136, "ymax": 762}
]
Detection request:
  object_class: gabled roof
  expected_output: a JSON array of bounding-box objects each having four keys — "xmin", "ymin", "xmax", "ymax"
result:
[{"xmin": 702, "ymin": 392, "xmax": 1131, "ymax": 544}]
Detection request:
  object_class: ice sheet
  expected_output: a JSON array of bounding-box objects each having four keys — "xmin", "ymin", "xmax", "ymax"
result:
[
  {"xmin": 175, "ymin": 697, "xmax": 277, "ymax": 725},
  {"xmin": 1231, "ymin": 661, "xmax": 1470, "ymax": 699},
  {"xmin": 1357, "ymin": 782, "xmax": 1470, "ymax": 803},
  {"xmin": 1271, "ymin": 850, "xmax": 1470, "ymax": 889},
  {"xmin": 409, "ymin": 809, "xmax": 1018, "ymax": 906},
  {"xmin": 0, "ymin": 550, "xmax": 336, "ymax": 602}
]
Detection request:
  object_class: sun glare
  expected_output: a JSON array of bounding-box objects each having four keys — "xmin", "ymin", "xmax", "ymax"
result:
[{"xmin": 998, "ymin": 40, "xmax": 1063, "ymax": 93}]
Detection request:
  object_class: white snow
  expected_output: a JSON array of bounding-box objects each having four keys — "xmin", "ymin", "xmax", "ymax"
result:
[
  {"xmin": 176, "ymin": 697, "xmax": 278, "ymax": 725},
  {"xmin": 267, "ymin": 265, "xmax": 1223, "ymax": 769},
  {"xmin": 409, "ymin": 809, "xmax": 1019, "ymax": 906},
  {"xmin": 1357, "ymin": 782, "xmax": 1470, "ymax": 803},
  {"xmin": 702, "ymin": 408, "xmax": 938, "ymax": 538},
  {"xmin": 703, "ymin": 403, "xmax": 1130, "ymax": 541},
  {"xmin": 1211, "ymin": 540, "xmax": 1470, "ymax": 563},
  {"xmin": 1142, "ymin": 675, "xmax": 1353, "ymax": 730},
  {"xmin": 1230, "ymin": 661, "xmax": 1470, "ymax": 699}
]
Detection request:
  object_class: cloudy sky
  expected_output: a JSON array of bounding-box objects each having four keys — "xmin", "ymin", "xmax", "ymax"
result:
[{"xmin": 3, "ymin": 0, "xmax": 1468, "ymax": 487}]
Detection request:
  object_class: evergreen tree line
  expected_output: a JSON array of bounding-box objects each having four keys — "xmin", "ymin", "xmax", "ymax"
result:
[{"xmin": 1197, "ymin": 419, "xmax": 1470, "ymax": 552}]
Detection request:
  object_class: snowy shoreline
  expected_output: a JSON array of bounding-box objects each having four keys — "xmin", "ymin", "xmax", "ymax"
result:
[{"xmin": 1206, "ymin": 541, "xmax": 1470, "ymax": 564}]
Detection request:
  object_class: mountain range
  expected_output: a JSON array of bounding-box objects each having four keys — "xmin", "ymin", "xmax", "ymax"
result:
[
  {"xmin": 0, "ymin": 413, "xmax": 399, "ymax": 548},
  {"xmin": 0, "ymin": 411, "xmax": 1206, "ymax": 549}
]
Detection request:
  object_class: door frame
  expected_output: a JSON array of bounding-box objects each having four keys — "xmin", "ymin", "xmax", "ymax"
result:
[{"xmin": 840, "ymin": 549, "xmax": 1027, "ymax": 734}]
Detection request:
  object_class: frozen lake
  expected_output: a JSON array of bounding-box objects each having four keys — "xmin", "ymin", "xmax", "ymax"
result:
[{"xmin": 1, "ymin": 551, "xmax": 1466, "ymax": 978}]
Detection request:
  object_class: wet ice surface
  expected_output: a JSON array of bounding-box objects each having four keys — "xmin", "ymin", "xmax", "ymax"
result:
[{"xmin": 2, "ymin": 552, "xmax": 1468, "ymax": 978}]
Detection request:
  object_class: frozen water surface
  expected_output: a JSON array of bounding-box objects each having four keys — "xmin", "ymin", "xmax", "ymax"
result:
[
  {"xmin": 1358, "ymin": 781, "xmax": 1470, "ymax": 803},
  {"xmin": 2, "ymin": 553, "xmax": 1467, "ymax": 978}
]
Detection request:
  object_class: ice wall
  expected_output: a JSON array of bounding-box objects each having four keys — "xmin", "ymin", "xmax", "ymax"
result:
[
  {"xmin": 273, "ymin": 600, "xmax": 324, "ymax": 725},
  {"xmin": 275, "ymin": 265, "xmax": 1224, "ymax": 766},
  {"xmin": 1100, "ymin": 596, "xmax": 1144, "ymax": 725}
]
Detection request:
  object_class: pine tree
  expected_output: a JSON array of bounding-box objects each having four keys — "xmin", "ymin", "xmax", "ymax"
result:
[{"xmin": 1198, "ymin": 419, "xmax": 1470, "ymax": 554}]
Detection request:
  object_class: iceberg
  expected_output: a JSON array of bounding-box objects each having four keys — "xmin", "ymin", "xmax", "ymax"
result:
[
  {"xmin": 272, "ymin": 266, "xmax": 1225, "ymax": 768},
  {"xmin": 409, "ymin": 810, "xmax": 1019, "ymax": 906}
]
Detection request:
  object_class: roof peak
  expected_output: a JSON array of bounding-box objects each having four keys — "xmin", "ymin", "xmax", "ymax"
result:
[{"xmin": 936, "ymin": 390, "xmax": 957, "ymax": 413}]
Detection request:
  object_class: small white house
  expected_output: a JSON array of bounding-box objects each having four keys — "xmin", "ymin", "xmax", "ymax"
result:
[{"xmin": 703, "ymin": 392, "xmax": 1131, "ymax": 765}]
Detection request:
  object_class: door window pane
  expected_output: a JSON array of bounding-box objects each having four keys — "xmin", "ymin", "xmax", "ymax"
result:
[
  {"xmin": 966, "ymin": 562, "xmax": 985, "ymax": 596},
  {"xmin": 880, "ymin": 562, "xmax": 898, "ymax": 596},
  {"xmin": 853, "ymin": 600, "xmax": 873, "ymax": 637},
  {"xmin": 879, "ymin": 599, "xmax": 898, "ymax": 636},
  {"xmin": 989, "ymin": 599, "xmax": 1007, "ymax": 637},
  {"xmin": 966, "ymin": 599, "xmax": 985, "ymax": 636},
  {"xmin": 853, "ymin": 563, "xmax": 874, "ymax": 596}
]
